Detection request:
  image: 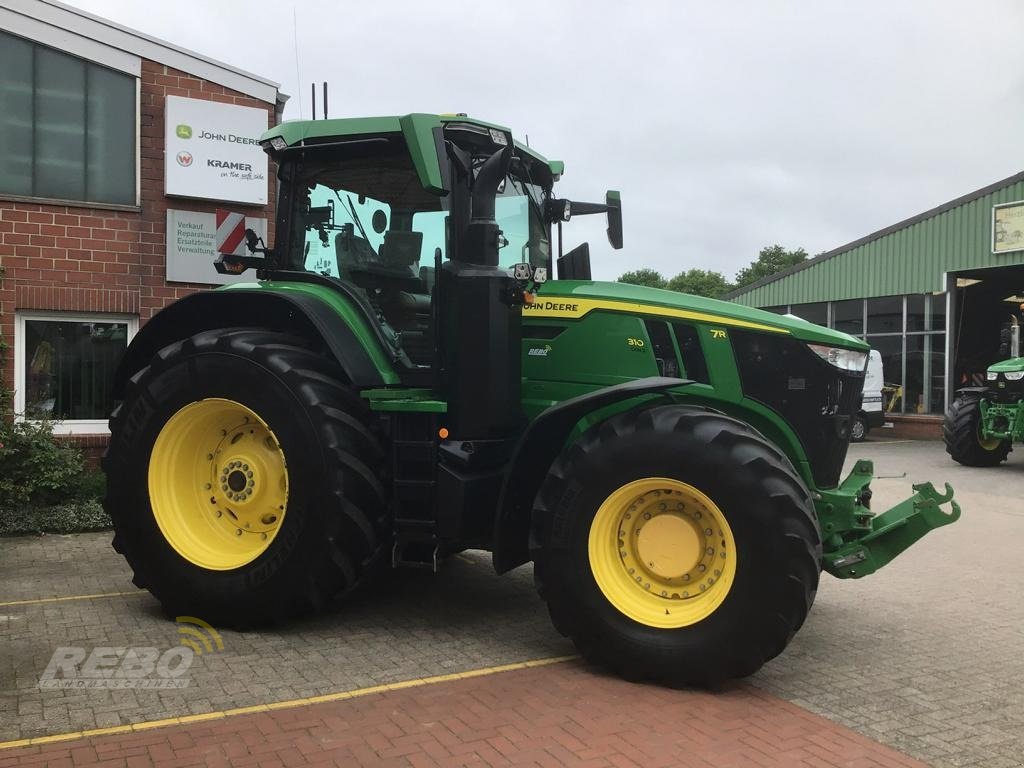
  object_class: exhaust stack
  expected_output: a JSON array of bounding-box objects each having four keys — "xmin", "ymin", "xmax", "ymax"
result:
[{"xmin": 439, "ymin": 146, "xmax": 521, "ymax": 440}]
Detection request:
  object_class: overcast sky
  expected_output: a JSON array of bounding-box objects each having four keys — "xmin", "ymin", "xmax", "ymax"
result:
[{"xmin": 64, "ymin": 0, "xmax": 1024, "ymax": 281}]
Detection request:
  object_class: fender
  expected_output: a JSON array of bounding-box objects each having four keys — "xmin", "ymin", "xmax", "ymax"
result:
[
  {"xmin": 954, "ymin": 386, "xmax": 993, "ymax": 398},
  {"xmin": 112, "ymin": 289, "xmax": 388, "ymax": 399},
  {"xmin": 491, "ymin": 376, "xmax": 690, "ymax": 573}
]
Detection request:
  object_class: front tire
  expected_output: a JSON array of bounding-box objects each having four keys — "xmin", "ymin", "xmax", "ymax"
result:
[
  {"xmin": 532, "ymin": 405, "xmax": 821, "ymax": 686},
  {"xmin": 104, "ymin": 328, "xmax": 388, "ymax": 626},
  {"xmin": 943, "ymin": 395, "xmax": 1011, "ymax": 467}
]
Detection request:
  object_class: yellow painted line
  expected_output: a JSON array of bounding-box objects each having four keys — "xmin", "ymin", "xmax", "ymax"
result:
[
  {"xmin": 0, "ymin": 655, "xmax": 576, "ymax": 751},
  {"xmin": 0, "ymin": 590, "xmax": 147, "ymax": 608}
]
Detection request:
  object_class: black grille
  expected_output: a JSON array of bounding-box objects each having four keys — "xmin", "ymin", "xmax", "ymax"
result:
[{"xmin": 731, "ymin": 330, "xmax": 865, "ymax": 488}]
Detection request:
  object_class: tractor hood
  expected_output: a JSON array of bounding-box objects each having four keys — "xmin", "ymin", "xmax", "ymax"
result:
[
  {"xmin": 532, "ymin": 281, "xmax": 867, "ymax": 349},
  {"xmin": 988, "ymin": 357, "xmax": 1024, "ymax": 373}
]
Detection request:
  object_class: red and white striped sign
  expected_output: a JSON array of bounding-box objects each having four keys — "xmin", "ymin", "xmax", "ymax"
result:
[{"xmin": 215, "ymin": 209, "xmax": 246, "ymax": 255}]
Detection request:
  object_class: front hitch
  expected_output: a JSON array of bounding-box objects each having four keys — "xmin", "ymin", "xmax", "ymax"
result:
[{"xmin": 818, "ymin": 459, "xmax": 961, "ymax": 579}]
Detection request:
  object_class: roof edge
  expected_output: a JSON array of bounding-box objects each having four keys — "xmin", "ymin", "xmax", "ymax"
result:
[
  {"xmin": 725, "ymin": 168, "xmax": 1024, "ymax": 300},
  {"xmin": 12, "ymin": 0, "xmax": 279, "ymax": 102}
]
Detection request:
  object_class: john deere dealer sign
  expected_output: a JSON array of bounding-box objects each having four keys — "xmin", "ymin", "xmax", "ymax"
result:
[{"xmin": 165, "ymin": 96, "xmax": 268, "ymax": 205}]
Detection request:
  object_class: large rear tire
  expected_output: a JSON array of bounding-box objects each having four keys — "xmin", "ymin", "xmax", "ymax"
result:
[
  {"xmin": 943, "ymin": 395, "xmax": 1011, "ymax": 467},
  {"xmin": 104, "ymin": 328, "xmax": 388, "ymax": 626},
  {"xmin": 532, "ymin": 405, "xmax": 821, "ymax": 687}
]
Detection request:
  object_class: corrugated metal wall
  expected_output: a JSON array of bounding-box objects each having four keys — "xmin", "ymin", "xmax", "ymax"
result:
[{"xmin": 732, "ymin": 178, "xmax": 1024, "ymax": 306}]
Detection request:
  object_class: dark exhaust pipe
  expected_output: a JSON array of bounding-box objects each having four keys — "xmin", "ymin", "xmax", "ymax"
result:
[
  {"xmin": 462, "ymin": 146, "xmax": 511, "ymax": 267},
  {"xmin": 439, "ymin": 145, "xmax": 521, "ymax": 440}
]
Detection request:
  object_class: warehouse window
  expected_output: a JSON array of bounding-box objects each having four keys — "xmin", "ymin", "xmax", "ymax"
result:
[
  {"xmin": 788, "ymin": 302, "xmax": 827, "ymax": 326},
  {"xmin": 0, "ymin": 31, "xmax": 137, "ymax": 206},
  {"xmin": 866, "ymin": 295, "xmax": 902, "ymax": 334},
  {"xmin": 831, "ymin": 299, "xmax": 864, "ymax": 335},
  {"xmin": 14, "ymin": 312, "xmax": 137, "ymax": 434}
]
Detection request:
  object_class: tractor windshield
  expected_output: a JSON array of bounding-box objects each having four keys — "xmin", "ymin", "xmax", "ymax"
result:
[
  {"xmin": 496, "ymin": 175, "xmax": 550, "ymax": 270},
  {"xmin": 282, "ymin": 142, "xmax": 549, "ymax": 289},
  {"xmin": 279, "ymin": 138, "xmax": 550, "ymax": 367}
]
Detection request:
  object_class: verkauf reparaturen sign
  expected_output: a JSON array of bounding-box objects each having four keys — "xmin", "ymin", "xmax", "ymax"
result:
[{"xmin": 166, "ymin": 209, "xmax": 266, "ymax": 285}]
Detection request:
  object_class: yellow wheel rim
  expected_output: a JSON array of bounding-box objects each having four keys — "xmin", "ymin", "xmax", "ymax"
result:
[
  {"xmin": 588, "ymin": 478, "xmax": 737, "ymax": 629},
  {"xmin": 148, "ymin": 398, "xmax": 289, "ymax": 571},
  {"xmin": 978, "ymin": 423, "xmax": 1002, "ymax": 451}
]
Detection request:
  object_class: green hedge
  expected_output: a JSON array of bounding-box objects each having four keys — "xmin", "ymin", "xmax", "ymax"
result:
[
  {"xmin": 0, "ymin": 417, "xmax": 110, "ymax": 536},
  {"xmin": 0, "ymin": 499, "xmax": 111, "ymax": 535}
]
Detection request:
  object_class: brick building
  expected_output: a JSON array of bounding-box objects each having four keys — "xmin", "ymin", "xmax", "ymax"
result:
[{"xmin": 0, "ymin": 0, "xmax": 284, "ymax": 460}]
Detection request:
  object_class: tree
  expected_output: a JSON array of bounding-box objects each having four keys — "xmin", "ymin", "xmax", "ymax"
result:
[
  {"xmin": 667, "ymin": 269, "xmax": 733, "ymax": 298},
  {"xmin": 617, "ymin": 268, "xmax": 667, "ymax": 289},
  {"xmin": 734, "ymin": 245, "xmax": 808, "ymax": 289}
]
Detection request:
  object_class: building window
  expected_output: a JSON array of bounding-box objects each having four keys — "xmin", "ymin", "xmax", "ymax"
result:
[
  {"xmin": 14, "ymin": 312, "xmax": 137, "ymax": 434},
  {"xmin": 788, "ymin": 302, "xmax": 826, "ymax": 326},
  {"xmin": 866, "ymin": 295, "xmax": 903, "ymax": 334},
  {"xmin": 831, "ymin": 299, "xmax": 864, "ymax": 335},
  {"xmin": 0, "ymin": 31, "xmax": 137, "ymax": 206}
]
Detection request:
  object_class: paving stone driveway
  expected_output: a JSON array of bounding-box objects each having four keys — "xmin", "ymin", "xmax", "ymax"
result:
[{"xmin": 1, "ymin": 440, "xmax": 1022, "ymax": 767}]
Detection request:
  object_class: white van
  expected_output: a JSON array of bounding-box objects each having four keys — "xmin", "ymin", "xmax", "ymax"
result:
[{"xmin": 852, "ymin": 349, "xmax": 885, "ymax": 442}]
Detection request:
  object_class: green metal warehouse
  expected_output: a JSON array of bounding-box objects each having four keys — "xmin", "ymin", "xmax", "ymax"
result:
[{"xmin": 726, "ymin": 170, "xmax": 1024, "ymax": 427}]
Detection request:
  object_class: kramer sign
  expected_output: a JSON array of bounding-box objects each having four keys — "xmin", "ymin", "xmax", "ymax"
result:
[
  {"xmin": 166, "ymin": 209, "xmax": 266, "ymax": 285},
  {"xmin": 165, "ymin": 96, "xmax": 268, "ymax": 205}
]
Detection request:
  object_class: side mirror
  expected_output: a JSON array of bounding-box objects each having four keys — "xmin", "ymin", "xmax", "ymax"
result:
[{"xmin": 606, "ymin": 190, "xmax": 622, "ymax": 250}]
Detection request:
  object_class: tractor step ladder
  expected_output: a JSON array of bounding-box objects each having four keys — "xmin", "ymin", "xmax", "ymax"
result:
[{"xmin": 390, "ymin": 437, "xmax": 440, "ymax": 572}]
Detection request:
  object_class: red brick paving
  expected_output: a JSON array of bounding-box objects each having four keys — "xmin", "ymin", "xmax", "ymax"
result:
[{"xmin": 0, "ymin": 660, "xmax": 926, "ymax": 767}]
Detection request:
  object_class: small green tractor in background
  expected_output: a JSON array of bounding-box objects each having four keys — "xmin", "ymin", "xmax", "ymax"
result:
[
  {"xmin": 105, "ymin": 113, "xmax": 960, "ymax": 686},
  {"xmin": 945, "ymin": 314, "xmax": 1024, "ymax": 465}
]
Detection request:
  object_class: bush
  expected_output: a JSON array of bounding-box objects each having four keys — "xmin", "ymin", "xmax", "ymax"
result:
[
  {"xmin": 0, "ymin": 416, "xmax": 110, "ymax": 535},
  {"xmin": 0, "ymin": 418, "xmax": 86, "ymax": 508},
  {"xmin": 0, "ymin": 499, "xmax": 111, "ymax": 535}
]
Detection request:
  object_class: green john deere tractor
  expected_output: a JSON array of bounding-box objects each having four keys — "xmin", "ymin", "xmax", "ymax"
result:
[
  {"xmin": 945, "ymin": 315, "xmax": 1024, "ymax": 465},
  {"xmin": 105, "ymin": 113, "xmax": 960, "ymax": 685}
]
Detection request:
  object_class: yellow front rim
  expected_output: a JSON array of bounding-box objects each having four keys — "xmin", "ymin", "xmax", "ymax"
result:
[
  {"xmin": 588, "ymin": 478, "xmax": 737, "ymax": 629},
  {"xmin": 978, "ymin": 423, "xmax": 1002, "ymax": 451},
  {"xmin": 148, "ymin": 398, "xmax": 289, "ymax": 571}
]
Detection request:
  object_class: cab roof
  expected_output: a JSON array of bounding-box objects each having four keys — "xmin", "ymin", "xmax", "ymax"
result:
[{"xmin": 260, "ymin": 113, "xmax": 563, "ymax": 194}]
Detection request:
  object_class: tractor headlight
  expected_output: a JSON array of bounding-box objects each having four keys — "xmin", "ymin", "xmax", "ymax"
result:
[
  {"xmin": 1004, "ymin": 371, "xmax": 1024, "ymax": 381},
  {"xmin": 261, "ymin": 136, "xmax": 288, "ymax": 152},
  {"xmin": 807, "ymin": 344, "xmax": 868, "ymax": 372},
  {"xmin": 987, "ymin": 371, "xmax": 999, "ymax": 381}
]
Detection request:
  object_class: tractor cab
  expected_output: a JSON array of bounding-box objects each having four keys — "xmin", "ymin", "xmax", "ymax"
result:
[{"xmin": 241, "ymin": 115, "xmax": 616, "ymax": 381}]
